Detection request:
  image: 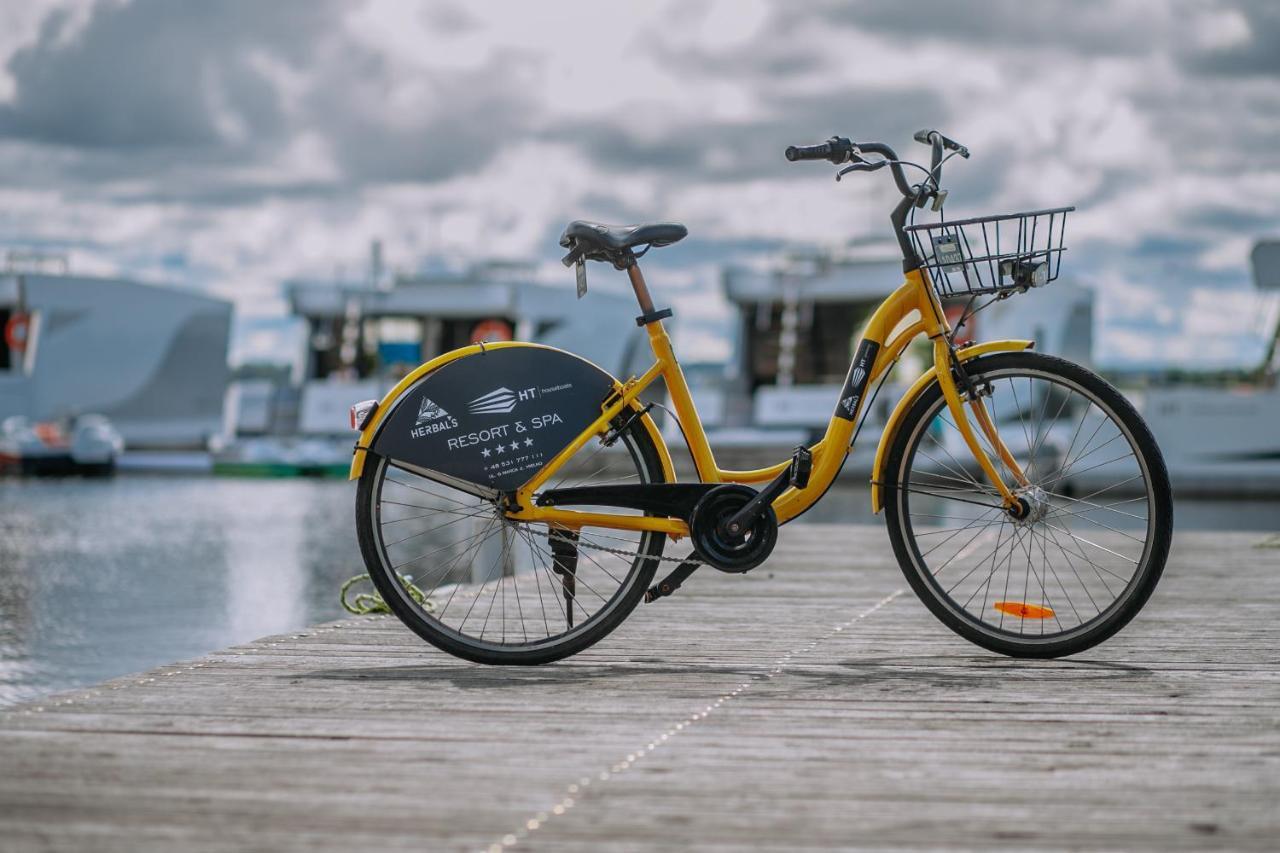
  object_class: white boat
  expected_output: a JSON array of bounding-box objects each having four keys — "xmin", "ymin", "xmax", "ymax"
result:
[
  {"xmin": 1, "ymin": 270, "xmax": 232, "ymax": 449},
  {"xmin": 1127, "ymin": 384, "xmax": 1280, "ymax": 495},
  {"xmin": 0, "ymin": 413, "xmax": 123, "ymax": 476},
  {"xmin": 1126, "ymin": 240, "xmax": 1280, "ymax": 495}
]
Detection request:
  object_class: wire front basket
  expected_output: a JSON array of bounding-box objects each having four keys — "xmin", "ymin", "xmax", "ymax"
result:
[{"xmin": 905, "ymin": 206, "xmax": 1073, "ymax": 297}]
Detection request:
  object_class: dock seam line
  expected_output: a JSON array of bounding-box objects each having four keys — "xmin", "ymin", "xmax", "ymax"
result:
[{"xmin": 484, "ymin": 587, "xmax": 905, "ymax": 853}]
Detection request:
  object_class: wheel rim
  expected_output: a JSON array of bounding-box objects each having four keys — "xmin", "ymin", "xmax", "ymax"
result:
[
  {"xmin": 895, "ymin": 367, "xmax": 1157, "ymax": 645},
  {"xmin": 367, "ymin": 423, "xmax": 660, "ymax": 655}
]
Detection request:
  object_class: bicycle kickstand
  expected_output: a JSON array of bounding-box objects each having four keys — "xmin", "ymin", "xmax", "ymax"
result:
[
  {"xmin": 645, "ymin": 559, "xmax": 701, "ymax": 603},
  {"xmin": 549, "ymin": 529, "xmax": 579, "ymax": 627}
]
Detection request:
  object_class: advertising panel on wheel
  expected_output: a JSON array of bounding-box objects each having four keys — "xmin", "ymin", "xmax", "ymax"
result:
[{"xmin": 371, "ymin": 347, "xmax": 617, "ymax": 491}]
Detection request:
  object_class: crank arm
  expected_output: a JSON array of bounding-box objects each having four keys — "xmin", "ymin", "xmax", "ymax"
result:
[{"xmin": 721, "ymin": 445, "xmax": 812, "ymax": 537}]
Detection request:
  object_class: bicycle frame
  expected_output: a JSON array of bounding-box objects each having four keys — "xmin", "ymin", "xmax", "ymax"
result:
[{"xmin": 502, "ymin": 264, "xmax": 1032, "ymax": 538}]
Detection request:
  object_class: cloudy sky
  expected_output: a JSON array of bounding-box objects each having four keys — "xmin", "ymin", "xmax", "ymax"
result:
[{"xmin": 1, "ymin": 0, "xmax": 1278, "ymax": 369}]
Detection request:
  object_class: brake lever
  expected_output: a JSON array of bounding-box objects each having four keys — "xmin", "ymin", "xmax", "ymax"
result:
[{"xmin": 835, "ymin": 160, "xmax": 887, "ymax": 181}]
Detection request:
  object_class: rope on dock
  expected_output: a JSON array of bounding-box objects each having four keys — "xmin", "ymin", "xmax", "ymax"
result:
[
  {"xmin": 340, "ymin": 573, "xmax": 436, "ymax": 615},
  {"xmin": 1255, "ymin": 533, "xmax": 1280, "ymax": 549}
]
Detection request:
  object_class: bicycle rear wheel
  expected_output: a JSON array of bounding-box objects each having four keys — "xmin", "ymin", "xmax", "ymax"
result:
[
  {"xmin": 356, "ymin": 410, "xmax": 667, "ymax": 665},
  {"xmin": 883, "ymin": 352, "xmax": 1172, "ymax": 657}
]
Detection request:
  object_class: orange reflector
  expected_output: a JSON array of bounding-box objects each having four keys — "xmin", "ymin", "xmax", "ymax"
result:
[{"xmin": 993, "ymin": 601, "xmax": 1055, "ymax": 619}]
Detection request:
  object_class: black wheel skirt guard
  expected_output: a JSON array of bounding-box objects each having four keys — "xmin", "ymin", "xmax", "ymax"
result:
[{"xmin": 371, "ymin": 346, "xmax": 622, "ymax": 493}]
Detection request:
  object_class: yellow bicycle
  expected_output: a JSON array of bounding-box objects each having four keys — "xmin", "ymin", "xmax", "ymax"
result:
[{"xmin": 350, "ymin": 130, "xmax": 1172, "ymax": 664}]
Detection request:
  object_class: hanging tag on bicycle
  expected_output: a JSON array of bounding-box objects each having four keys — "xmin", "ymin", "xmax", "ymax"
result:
[
  {"xmin": 575, "ymin": 260, "xmax": 588, "ymax": 299},
  {"xmin": 932, "ymin": 234, "xmax": 964, "ymax": 272}
]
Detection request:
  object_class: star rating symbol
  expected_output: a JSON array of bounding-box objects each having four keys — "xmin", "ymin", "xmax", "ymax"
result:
[
  {"xmin": 524, "ymin": 438, "xmax": 534, "ymax": 447},
  {"xmin": 494, "ymin": 444, "xmax": 505, "ymax": 455},
  {"xmin": 509, "ymin": 441, "xmax": 520, "ymax": 452},
  {"xmin": 481, "ymin": 447, "xmax": 491, "ymax": 458}
]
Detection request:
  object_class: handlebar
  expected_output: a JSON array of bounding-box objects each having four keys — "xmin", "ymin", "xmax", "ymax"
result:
[
  {"xmin": 784, "ymin": 130, "xmax": 968, "ymax": 202},
  {"xmin": 784, "ymin": 130, "xmax": 972, "ymax": 266}
]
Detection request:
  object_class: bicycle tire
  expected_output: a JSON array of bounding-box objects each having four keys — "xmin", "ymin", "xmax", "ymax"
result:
[
  {"xmin": 356, "ymin": 409, "xmax": 668, "ymax": 665},
  {"xmin": 883, "ymin": 351, "xmax": 1173, "ymax": 658}
]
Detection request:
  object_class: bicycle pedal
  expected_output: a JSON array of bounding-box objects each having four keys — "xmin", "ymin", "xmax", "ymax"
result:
[{"xmin": 789, "ymin": 445, "xmax": 813, "ymax": 489}]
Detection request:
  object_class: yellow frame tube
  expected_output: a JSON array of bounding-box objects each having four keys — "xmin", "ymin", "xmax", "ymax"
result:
[
  {"xmin": 969, "ymin": 396, "xmax": 1031, "ymax": 489},
  {"xmin": 930, "ymin": 337, "xmax": 1018, "ymax": 506}
]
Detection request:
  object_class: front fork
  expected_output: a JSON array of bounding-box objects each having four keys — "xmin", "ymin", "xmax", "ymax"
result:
[{"xmin": 931, "ymin": 337, "xmax": 1029, "ymax": 511}]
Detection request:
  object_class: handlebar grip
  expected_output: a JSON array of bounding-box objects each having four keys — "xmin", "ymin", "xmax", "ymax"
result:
[
  {"xmin": 785, "ymin": 142, "xmax": 834, "ymax": 162},
  {"xmin": 914, "ymin": 128, "xmax": 970, "ymax": 157}
]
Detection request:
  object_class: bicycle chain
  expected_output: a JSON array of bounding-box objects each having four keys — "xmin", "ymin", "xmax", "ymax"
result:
[{"xmin": 547, "ymin": 531, "xmax": 703, "ymax": 566}]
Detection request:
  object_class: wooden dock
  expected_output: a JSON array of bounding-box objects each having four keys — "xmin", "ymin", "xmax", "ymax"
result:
[{"xmin": 1, "ymin": 526, "xmax": 1277, "ymax": 851}]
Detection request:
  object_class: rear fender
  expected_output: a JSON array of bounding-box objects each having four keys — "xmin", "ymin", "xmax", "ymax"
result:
[
  {"xmin": 349, "ymin": 342, "xmax": 675, "ymax": 486},
  {"xmin": 870, "ymin": 340, "xmax": 1033, "ymax": 513}
]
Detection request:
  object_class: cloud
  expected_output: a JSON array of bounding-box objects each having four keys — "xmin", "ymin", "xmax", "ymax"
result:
[
  {"xmin": 1190, "ymin": 2, "xmax": 1280, "ymax": 76},
  {"xmin": 0, "ymin": 0, "xmax": 323, "ymax": 149},
  {"xmin": 0, "ymin": 0, "xmax": 1277, "ymax": 373},
  {"xmin": 827, "ymin": 0, "xmax": 1174, "ymax": 55}
]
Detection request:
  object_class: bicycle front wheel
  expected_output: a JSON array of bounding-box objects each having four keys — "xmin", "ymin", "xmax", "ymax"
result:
[
  {"xmin": 355, "ymin": 410, "xmax": 667, "ymax": 665},
  {"xmin": 883, "ymin": 351, "xmax": 1172, "ymax": 658}
]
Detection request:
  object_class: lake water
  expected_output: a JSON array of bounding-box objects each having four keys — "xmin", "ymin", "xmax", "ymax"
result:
[{"xmin": 1, "ymin": 475, "xmax": 1276, "ymax": 706}]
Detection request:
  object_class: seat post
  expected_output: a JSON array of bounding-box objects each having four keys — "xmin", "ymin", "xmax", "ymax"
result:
[{"xmin": 626, "ymin": 261, "xmax": 657, "ymax": 315}]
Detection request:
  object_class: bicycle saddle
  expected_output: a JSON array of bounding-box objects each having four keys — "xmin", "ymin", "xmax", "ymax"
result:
[{"xmin": 559, "ymin": 220, "xmax": 687, "ymax": 266}]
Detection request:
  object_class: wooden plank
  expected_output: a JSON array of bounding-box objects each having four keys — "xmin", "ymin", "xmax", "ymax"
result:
[{"xmin": 0, "ymin": 526, "xmax": 1276, "ymax": 851}]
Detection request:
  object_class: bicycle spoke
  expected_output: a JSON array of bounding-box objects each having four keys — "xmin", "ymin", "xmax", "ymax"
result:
[
  {"xmin": 1057, "ymin": 474, "xmax": 1147, "ymax": 506},
  {"xmin": 1041, "ymin": 520, "xmax": 1109, "ymax": 607},
  {"xmin": 1033, "ymin": 523, "xmax": 1080, "ymax": 627},
  {"xmin": 1045, "ymin": 505, "xmax": 1147, "ymax": 544},
  {"xmin": 381, "ymin": 506, "xmax": 496, "ymax": 548},
  {"xmin": 902, "ymin": 484, "xmax": 1003, "ymax": 509},
  {"xmin": 1040, "ymin": 490, "xmax": 1147, "ymax": 523},
  {"xmin": 386, "ymin": 475, "xmax": 486, "ymax": 511},
  {"xmin": 918, "ymin": 508, "xmax": 1002, "ymax": 561},
  {"xmin": 927, "ymin": 419, "xmax": 993, "ymax": 489},
  {"xmin": 392, "ymin": 516, "xmax": 503, "ymax": 572},
  {"xmin": 965, "ymin": 516, "xmax": 1011, "ymax": 611},
  {"xmin": 1025, "ymin": 376, "xmax": 1067, "ymax": 481},
  {"xmin": 1042, "ymin": 521, "xmax": 1138, "ymax": 569},
  {"xmin": 942, "ymin": 520, "xmax": 1015, "ymax": 594},
  {"xmin": 910, "ymin": 466, "xmax": 1001, "ymax": 495}
]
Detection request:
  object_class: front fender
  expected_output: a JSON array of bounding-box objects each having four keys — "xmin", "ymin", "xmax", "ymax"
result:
[
  {"xmin": 869, "ymin": 339, "xmax": 1033, "ymax": 513},
  {"xmin": 348, "ymin": 341, "xmax": 675, "ymax": 485}
]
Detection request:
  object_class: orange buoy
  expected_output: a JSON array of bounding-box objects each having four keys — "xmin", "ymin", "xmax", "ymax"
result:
[
  {"xmin": 470, "ymin": 318, "xmax": 513, "ymax": 344},
  {"xmin": 4, "ymin": 313, "xmax": 30, "ymax": 352},
  {"xmin": 993, "ymin": 601, "xmax": 1056, "ymax": 619}
]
